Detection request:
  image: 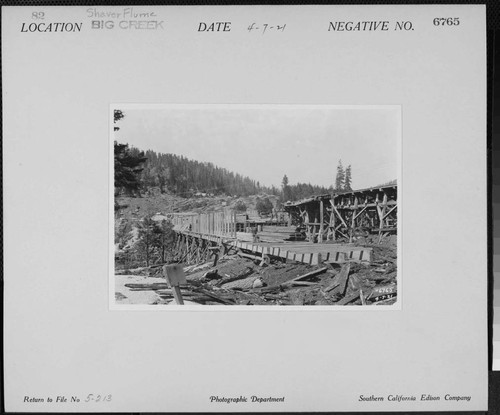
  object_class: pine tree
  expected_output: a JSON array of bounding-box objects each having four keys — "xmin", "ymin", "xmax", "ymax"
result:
[
  {"xmin": 282, "ymin": 174, "xmax": 293, "ymax": 202},
  {"xmin": 114, "ymin": 111, "xmax": 147, "ymax": 198},
  {"xmin": 335, "ymin": 160, "xmax": 345, "ymax": 191},
  {"xmin": 114, "ymin": 109, "xmax": 124, "ymax": 131},
  {"xmin": 136, "ymin": 217, "xmax": 156, "ymax": 267},
  {"xmin": 114, "ymin": 142, "xmax": 147, "ymax": 196},
  {"xmin": 154, "ymin": 220, "xmax": 175, "ymax": 263},
  {"xmin": 344, "ymin": 165, "xmax": 352, "ymax": 191},
  {"xmin": 256, "ymin": 197, "xmax": 273, "ymax": 216}
]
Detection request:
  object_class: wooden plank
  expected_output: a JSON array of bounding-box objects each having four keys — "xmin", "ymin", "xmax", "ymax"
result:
[
  {"xmin": 330, "ymin": 202, "xmax": 348, "ymax": 228},
  {"xmin": 360, "ymin": 289, "xmax": 366, "ymax": 305},
  {"xmin": 163, "ymin": 264, "xmax": 187, "ymax": 287},
  {"xmin": 288, "ymin": 267, "xmax": 327, "ymax": 283},
  {"xmin": 193, "ymin": 288, "xmax": 236, "ymax": 305},
  {"xmin": 336, "ymin": 262, "xmax": 351, "ymax": 295},
  {"xmin": 353, "ymin": 205, "xmax": 369, "ymax": 221},
  {"xmin": 324, "ymin": 280, "xmax": 339, "ymax": 292},
  {"xmin": 349, "ymin": 197, "xmax": 358, "ymax": 243},
  {"xmin": 284, "ymin": 281, "xmax": 318, "ymax": 287},
  {"xmin": 125, "ymin": 283, "xmax": 170, "ymax": 290},
  {"xmin": 172, "ymin": 286, "xmax": 184, "ymax": 305},
  {"xmin": 382, "ymin": 204, "xmax": 397, "ymax": 220},
  {"xmin": 336, "ymin": 290, "xmax": 360, "ymax": 305},
  {"xmin": 319, "ymin": 200, "xmax": 324, "ymax": 244}
]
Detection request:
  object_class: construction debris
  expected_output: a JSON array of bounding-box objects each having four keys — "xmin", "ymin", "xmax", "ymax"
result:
[{"xmin": 116, "ymin": 242, "xmax": 397, "ymax": 306}]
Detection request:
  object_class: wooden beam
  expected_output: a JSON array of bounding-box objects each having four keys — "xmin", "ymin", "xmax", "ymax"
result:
[
  {"xmin": 319, "ymin": 200, "xmax": 324, "ymax": 244},
  {"xmin": 336, "ymin": 262, "xmax": 351, "ymax": 295},
  {"xmin": 349, "ymin": 197, "xmax": 358, "ymax": 243},
  {"xmin": 378, "ymin": 192, "xmax": 388, "ymax": 243},
  {"xmin": 336, "ymin": 290, "xmax": 360, "ymax": 305},
  {"xmin": 382, "ymin": 204, "xmax": 397, "ymax": 220},
  {"xmin": 330, "ymin": 201, "xmax": 348, "ymax": 228},
  {"xmin": 285, "ymin": 267, "xmax": 328, "ymax": 283},
  {"xmin": 353, "ymin": 205, "xmax": 369, "ymax": 221}
]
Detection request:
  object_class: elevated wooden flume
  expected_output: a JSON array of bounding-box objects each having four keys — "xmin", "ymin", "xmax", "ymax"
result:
[
  {"xmin": 164, "ymin": 184, "xmax": 397, "ymax": 266},
  {"xmin": 284, "ymin": 184, "xmax": 397, "ymax": 244}
]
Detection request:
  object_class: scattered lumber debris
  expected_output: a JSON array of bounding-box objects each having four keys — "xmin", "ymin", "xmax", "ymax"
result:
[{"xmin": 116, "ymin": 242, "xmax": 397, "ymax": 306}]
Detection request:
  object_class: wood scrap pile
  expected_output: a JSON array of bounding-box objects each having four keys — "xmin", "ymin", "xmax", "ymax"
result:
[
  {"xmin": 122, "ymin": 245, "xmax": 397, "ymax": 306},
  {"xmin": 260, "ymin": 225, "xmax": 306, "ymax": 242}
]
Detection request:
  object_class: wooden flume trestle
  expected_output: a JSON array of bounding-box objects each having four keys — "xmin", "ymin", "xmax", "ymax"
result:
[
  {"xmin": 162, "ymin": 184, "xmax": 396, "ymax": 266},
  {"xmin": 283, "ymin": 184, "xmax": 397, "ymax": 244}
]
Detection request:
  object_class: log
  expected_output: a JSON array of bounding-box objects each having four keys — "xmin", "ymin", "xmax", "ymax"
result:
[{"xmin": 237, "ymin": 252, "xmax": 262, "ymax": 261}]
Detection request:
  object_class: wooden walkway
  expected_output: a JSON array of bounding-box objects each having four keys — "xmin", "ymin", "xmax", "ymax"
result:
[
  {"xmin": 172, "ymin": 228, "xmax": 371, "ymax": 265},
  {"xmin": 233, "ymin": 240, "xmax": 371, "ymax": 265}
]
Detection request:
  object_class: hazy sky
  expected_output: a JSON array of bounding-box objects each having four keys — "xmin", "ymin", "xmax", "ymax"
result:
[{"xmin": 114, "ymin": 106, "xmax": 399, "ymax": 190}]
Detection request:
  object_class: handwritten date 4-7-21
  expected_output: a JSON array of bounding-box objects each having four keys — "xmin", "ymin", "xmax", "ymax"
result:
[
  {"xmin": 85, "ymin": 394, "xmax": 112, "ymax": 402},
  {"xmin": 433, "ymin": 18, "xmax": 460, "ymax": 26}
]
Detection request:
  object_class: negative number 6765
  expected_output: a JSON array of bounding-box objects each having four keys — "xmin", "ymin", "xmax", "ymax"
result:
[{"xmin": 433, "ymin": 17, "xmax": 460, "ymax": 26}]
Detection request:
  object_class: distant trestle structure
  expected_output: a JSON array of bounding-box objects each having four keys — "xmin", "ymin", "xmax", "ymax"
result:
[{"xmin": 283, "ymin": 184, "xmax": 397, "ymax": 243}]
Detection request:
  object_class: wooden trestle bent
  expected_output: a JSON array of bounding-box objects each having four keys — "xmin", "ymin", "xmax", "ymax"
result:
[{"xmin": 162, "ymin": 184, "xmax": 395, "ymax": 266}]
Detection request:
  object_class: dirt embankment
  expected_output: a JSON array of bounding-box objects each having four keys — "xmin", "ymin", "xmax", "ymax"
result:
[{"xmin": 115, "ymin": 192, "xmax": 279, "ymax": 221}]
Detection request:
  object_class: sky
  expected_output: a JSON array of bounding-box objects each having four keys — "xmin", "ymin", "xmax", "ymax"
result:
[{"xmin": 114, "ymin": 105, "xmax": 399, "ymax": 190}]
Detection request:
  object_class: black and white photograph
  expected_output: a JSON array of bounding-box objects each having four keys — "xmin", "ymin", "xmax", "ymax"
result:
[
  {"xmin": 112, "ymin": 105, "xmax": 400, "ymax": 307},
  {"xmin": 3, "ymin": 4, "xmax": 488, "ymax": 412}
]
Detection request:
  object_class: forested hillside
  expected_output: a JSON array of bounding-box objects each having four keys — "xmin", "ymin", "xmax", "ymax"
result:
[
  {"xmin": 117, "ymin": 144, "xmax": 362, "ymax": 203},
  {"xmin": 114, "ymin": 109, "xmax": 358, "ymax": 202},
  {"xmin": 134, "ymin": 148, "xmax": 277, "ymax": 197}
]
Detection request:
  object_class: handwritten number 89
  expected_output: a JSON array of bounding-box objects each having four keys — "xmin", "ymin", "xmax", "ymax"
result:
[{"xmin": 32, "ymin": 12, "xmax": 45, "ymax": 20}]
